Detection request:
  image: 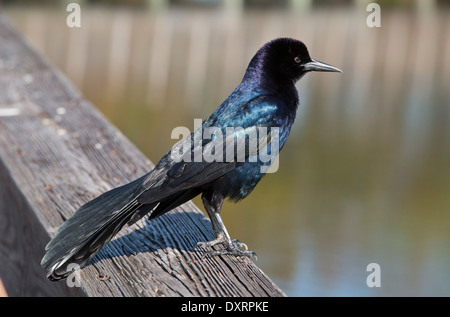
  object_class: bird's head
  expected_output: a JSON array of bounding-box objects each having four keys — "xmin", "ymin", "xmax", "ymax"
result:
[{"xmin": 247, "ymin": 38, "xmax": 342, "ymax": 84}]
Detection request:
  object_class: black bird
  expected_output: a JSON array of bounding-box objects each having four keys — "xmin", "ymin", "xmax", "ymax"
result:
[{"xmin": 41, "ymin": 38, "xmax": 341, "ymax": 281}]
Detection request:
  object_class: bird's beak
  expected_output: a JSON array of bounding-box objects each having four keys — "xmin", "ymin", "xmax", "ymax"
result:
[{"xmin": 304, "ymin": 59, "xmax": 342, "ymax": 73}]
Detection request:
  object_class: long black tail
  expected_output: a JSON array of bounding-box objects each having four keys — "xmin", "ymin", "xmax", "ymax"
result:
[{"xmin": 41, "ymin": 175, "xmax": 154, "ymax": 281}]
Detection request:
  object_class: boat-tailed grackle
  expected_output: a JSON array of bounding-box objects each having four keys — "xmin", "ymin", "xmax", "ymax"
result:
[{"xmin": 41, "ymin": 38, "xmax": 342, "ymax": 281}]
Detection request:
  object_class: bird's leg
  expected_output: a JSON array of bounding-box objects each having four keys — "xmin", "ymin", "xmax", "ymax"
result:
[{"xmin": 196, "ymin": 192, "xmax": 257, "ymax": 260}]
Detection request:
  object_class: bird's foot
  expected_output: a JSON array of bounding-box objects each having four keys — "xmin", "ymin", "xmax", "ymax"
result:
[{"xmin": 196, "ymin": 236, "xmax": 257, "ymax": 260}]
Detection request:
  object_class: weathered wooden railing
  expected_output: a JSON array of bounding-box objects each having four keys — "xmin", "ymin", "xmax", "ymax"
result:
[{"xmin": 0, "ymin": 16, "xmax": 285, "ymax": 297}]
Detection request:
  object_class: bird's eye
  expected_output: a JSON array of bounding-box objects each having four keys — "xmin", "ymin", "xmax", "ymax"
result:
[{"xmin": 294, "ymin": 56, "xmax": 301, "ymax": 64}]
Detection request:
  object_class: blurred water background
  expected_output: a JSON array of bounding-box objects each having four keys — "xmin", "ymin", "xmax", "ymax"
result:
[{"xmin": 2, "ymin": 0, "xmax": 449, "ymax": 296}]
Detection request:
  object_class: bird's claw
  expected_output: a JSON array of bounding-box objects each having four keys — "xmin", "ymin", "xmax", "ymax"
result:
[
  {"xmin": 196, "ymin": 237, "xmax": 257, "ymax": 261},
  {"xmin": 231, "ymin": 239, "xmax": 248, "ymax": 251}
]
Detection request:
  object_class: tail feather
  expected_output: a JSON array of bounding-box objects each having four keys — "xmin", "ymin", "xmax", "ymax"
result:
[{"xmin": 41, "ymin": 175, "xmax": 150, "ymax": 281}]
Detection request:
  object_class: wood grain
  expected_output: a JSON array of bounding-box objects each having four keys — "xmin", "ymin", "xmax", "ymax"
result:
[{"xmin": 0, "ymin": 15, "xmax": 285, "ymax": 297}]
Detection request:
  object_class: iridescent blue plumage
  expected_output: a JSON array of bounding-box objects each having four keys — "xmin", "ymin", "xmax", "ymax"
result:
[
  {"xmin": 202, "ymin": 38, "xmax": 303, "ymax": 201},
  {"xmin": 41, "ymin": 38, "xmax": 341, "ymax": 280}
]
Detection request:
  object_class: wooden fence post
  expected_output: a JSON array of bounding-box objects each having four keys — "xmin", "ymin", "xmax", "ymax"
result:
[{"xmin": 0, "ymin": 15, "xmax": 285, "ymax": 297}]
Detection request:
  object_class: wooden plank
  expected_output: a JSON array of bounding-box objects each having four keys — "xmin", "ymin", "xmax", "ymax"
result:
[
  {"xmin": 0, "ymin": 278, "xmax": 7, "ymax": 297},
  {"xmin": 0, "ymin": 15, "xmax": 286, "ymax": 297}
]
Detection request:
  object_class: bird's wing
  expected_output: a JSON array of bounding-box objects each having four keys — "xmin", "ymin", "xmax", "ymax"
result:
[{"xmin": 137, "ymin": 95, "xmax": 283, "ymax": 204}]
